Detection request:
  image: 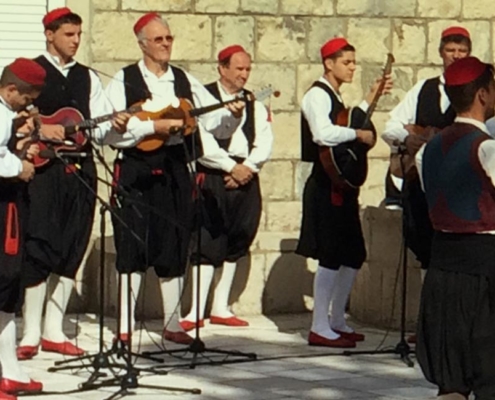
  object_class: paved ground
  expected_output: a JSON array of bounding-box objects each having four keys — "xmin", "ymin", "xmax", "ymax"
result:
[{"xmin": 17, "ymin": 313, "xmax": 443, "ymax": 400}]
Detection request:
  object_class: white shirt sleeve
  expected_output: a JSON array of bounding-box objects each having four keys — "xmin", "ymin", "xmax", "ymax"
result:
[
  {"xmin": 382, "ymin": 79, "xmax": 426, "ymax": 148},
  {"xmin": 478, "ymin": 140, "xmax": 495, "ymax": 188},
  {"xmin": 243, "ymin": 101, "xmax": 273, "ymax": 173},
  {"xmin": 301, "ymin": 86, "xmax": 357, "ymax": 147},
  {"xmin": 103, "ymin": 70, "xmax": 155, "ymax": 148},
  {"xmin": 197, "ymin": 124, "xmax": 237, "ymax": 173},
  {"xmin": 86, "ymin": 70, "xmax": 116, "ymax": 144},
  {"xmin": 486, "ymin": 117, "xmax": 495, "ymax": 138},
  {"xmin": 0, "ymin": 111, "xmax": 23, "ymax": 178},
  {"xmin": 186, "ymin": 72, "xmax": 242, "ymax": 140}
]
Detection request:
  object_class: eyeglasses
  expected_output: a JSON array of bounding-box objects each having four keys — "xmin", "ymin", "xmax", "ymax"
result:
[{"xmin": 144, "ymin": 35, "xmax": 175, "ymax": 45}]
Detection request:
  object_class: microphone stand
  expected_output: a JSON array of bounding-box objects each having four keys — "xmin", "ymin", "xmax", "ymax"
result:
[
  {"xmin": 41, "ymin": 133, "xmax": 200, "ymax": 398},
  {"xmin": 142, "ymin": 127, "xmax": 257, "ymax": 368},
  {"xmin": 341, "ymin": 145, "xmax": 414, "ymax": 367}
]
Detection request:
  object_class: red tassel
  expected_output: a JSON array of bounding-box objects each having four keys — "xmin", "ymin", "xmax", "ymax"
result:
[
  {"xmin": 266, "ymin": 101, "xmax": 272, "ymax": 122},
  {"xmin": 4, "ymin": 202, "xmax": 19, "ymax": 255},
  {"xmin": 192, "ymin": 172, "xmax": 206, "ymax": 200}
]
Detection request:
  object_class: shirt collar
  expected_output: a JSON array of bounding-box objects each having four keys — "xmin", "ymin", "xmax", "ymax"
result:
[
  {"xmin": 0, "ymin": 95, "xmax": 12, "ymax": 111},
  {"xmin": 455, "ymin": 116, "xmax": 490, "ymax": 134},
  {"xmin": 43, "ymin": 51, "xmax": 76, "ymax": 70},
  {"xmin": 318, "ymin": 76, "xmax": 343, "ymax": 100},
  {"xmin": 138, "ymin": 59, "xmax": 174, "ymax": 81},
  {"xmin": 217, "ymin": 81, "xmax": 240, "ymax": 100}
]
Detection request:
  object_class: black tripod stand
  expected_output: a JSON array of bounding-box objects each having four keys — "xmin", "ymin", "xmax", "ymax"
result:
[
  {"xmin": 142, "ymin": 130, "xmax": 257, "ymax": 368},
  {"xmin": 342, "ymin": 149, "xmax": 414, "ymax": 367},
  {"xmin": 41, "ymin": 141, "xmax": 201, "ymax": 398}
]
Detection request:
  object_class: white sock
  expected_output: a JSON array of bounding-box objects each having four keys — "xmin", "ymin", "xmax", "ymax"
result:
[
  {"xmin": 211, "ymin": 261, "xmax": 236, "ymax": 318},
  {"xmin": 119, "ymin": 272, "xmax": 142, "ymax": 335},
  {"xmin": 0, "ymin": 312, "xmax": 30, "ymax": 382},
  {"xmin": 183, "ymin": 265, "xmax": 214, "ymax": 321},
  {"xmin": 330, "ymin": 266, "xmax": 358, "ymax": 333},
  {"xmin": 42, "ymin": 275, "xmax": 73, "ymax": 343},
  {"xmin": 160, "ymin": 277, "xmax": 184, "ymax": 333},
  {"xmin": 311, "ymin": 266, "xmax": 339, "ymax": 340},
  {"xmin": 19, "ymin": 281, "xmax": 47, "ymax": 347}
]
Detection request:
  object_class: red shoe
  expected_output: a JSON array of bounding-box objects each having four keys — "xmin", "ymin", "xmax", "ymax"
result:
[
  {"xmin": 210, "ymin": 316, "xmax": 249, "ymax": 327},
  {"xmin": 0, "ymin": 391, "xmax": 16, "ymax": 400},
  {"xmin": 180, "ymin": 319, "xmax": 204, "ymax": 332},
  {"xmin": 40, "ymin": 339, "xmax": 85, "ymax": 356},
  {"xmin": 308, "ymin": 331, "xmax": 356, "ymax": 348},
  {"xmin": 407, "ymin": 334, "xmax": 417, "ymax": 344},
  {"xmin": 334, "ymin": 329, "xmax": 365, "ymax": 342},
  {"xmin": 163, "ymin": 330, "xmax": 194, "ymax": 345},
  {"xmin": 16, "ymin": 345, "xmax": 39, "ymax": 360},
  {"xmin": 0, "ymin": 378, "xmax": 42, "ymax": 394}
]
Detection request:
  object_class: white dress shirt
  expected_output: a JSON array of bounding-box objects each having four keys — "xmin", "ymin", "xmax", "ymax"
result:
[
  {"xmin": 382, "ymin": 76, "xmax": 450, "ymax": 148},
  {"xmin": 103, "ymin": 60, "xmax": 241, "ymax": 149},
  {"xmin": 301, "ymin": 76, "xmax": 368, "ymax": 147},
  {"xmin": 0, "ymin": 97, "xmax": 23, "ymax": 178},
  {"xmin": 41, "ymin": 52, "xmax": 114, "ymax": 143},
  {"xmin": 198, "ymin": 82, "xmax": 273, "ymax": 173}
]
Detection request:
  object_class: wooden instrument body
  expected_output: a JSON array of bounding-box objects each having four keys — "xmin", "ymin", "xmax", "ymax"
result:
[
  {"xmin": 33, "ymin": 107, "xmax": 86, "ymax": 168},
  {"xmin": 318, "ymin": 107, "xmax": 372, "ymax": 188},
  {"xmin": 134, "ymin": 98, "xmax": 196, "ymax": 152}
]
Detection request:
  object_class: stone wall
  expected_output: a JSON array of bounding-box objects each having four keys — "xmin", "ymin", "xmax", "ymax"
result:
[{"xmin": 67, "ymin": 0, "xmax": 495, "ymax": 319}]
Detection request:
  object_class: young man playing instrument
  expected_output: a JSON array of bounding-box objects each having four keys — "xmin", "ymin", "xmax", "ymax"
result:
[
  {"xmin": 104, "ymin": 13, "xmax": 244, "ymax": 345},
  {"xmin": 17, "ymin": 7, "xmax": 127, "ymax": 360},
  {"xmin": 416, "ymin": 56, "xmax": 495, "ymax": 400},
  {"xmin": 0, "ymin": 58, "xmax": 45, "ymax": 398},
  {"xmin": 381, "ymin": 26, "xmax": 471, "ymax": 344},
  {"xmin": 181, "ymin": 45, "xmax": 273, "ymax": 330},
  {"xmin": 296, "ymin": 37, "xmax": 392, "ymax": 348}
]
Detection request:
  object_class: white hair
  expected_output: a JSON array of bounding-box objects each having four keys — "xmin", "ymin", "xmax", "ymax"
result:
[{"xmin": 136, "ymin": 16, "xmax": 169, "ymax": 41}]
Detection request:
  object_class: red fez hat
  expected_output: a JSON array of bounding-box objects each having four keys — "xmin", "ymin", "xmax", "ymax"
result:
[
  {"xmin": 442, "ymin": 26, "xmax": 470, "ymax": 39},
  {"xmin": 444, "ymin": 56, "xmax": 489, "ymax": 86},
  {"xmin": 320, "ymin": 37, "xmax": 349, "ymax": 60},
  {"xmin": 134, "ymin": 12, "xmax": 160, "ymax": 35},
  {"xmin": 8, "ymin": 58, "xmax": 46, "ymax": 86},
  {"xmin": 42, "ymin": 7, "xmax": 72, "ymax": 28},
  {"xmin": 218, "ymin": 45, "xmax": 246, "ymax": 62}
]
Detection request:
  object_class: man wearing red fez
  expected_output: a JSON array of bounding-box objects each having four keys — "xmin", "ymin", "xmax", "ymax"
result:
[
  {"xmin": 180, "ymin": 45, "xmax": 273, "ymax": 331},
  {"xmin": 0, "ymin": 58, "xmax": 45, "ymax": 397},
  {"xmin": 296, "ymin": 37, "xmax": 393, "ymax": 348},
  {"xmin": 16, "ymin": 8, "xmax": 128, "ymax": 360},
  {"xmin": 104, "ymin": 13, "xmax": 245, "ymax": 345},
  {"xmin": 382, "ymin": 26, "xmax": 472, "ymax": 344},
  {"xmin": 415, "ymin": 56, "xmax": 495, "ymax": 400}
]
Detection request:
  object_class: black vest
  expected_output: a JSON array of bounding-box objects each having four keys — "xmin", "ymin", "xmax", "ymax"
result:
[
  {"xmin": 301, "ymin": 81, "xmax": 345, "ymax": 162},
  {"xmin": 204, "ymin": 82, "xmax": 255, "ymax": 153},
  {"xmin": 121, "ymin": 63, "xmax": 202, "ymax": 159},
  {"xmin": 33, "ymin": 56, "xmax": 91, "ymax": 119},
  {"xmin": 416, "ymin": 77, "xmax": 456, "ymax": 129}
]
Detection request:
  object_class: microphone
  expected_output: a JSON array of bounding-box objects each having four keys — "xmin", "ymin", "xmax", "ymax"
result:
[
  {"xmin": 39, "ymin": 137, "xmax": 75, "ymax": 146},
  {"xmin": 39, "ymin": 149, "xmax": 90, "ymax": 159}
]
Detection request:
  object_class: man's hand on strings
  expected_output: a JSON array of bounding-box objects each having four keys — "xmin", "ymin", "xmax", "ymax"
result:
[
  {"xmin": 225, "ymin": 100, "xmax": 245, "ymax": 119},
  {"xmin": 112, "ymin": 112, "xmax": 132, "ymax": 134},
  {"xmin": 40, "ymin": 124, "xmax": 65, "ymax": 140},
  {"xmin": 365, "ymin": 74, "xmax": 393, "ymax": 104}
]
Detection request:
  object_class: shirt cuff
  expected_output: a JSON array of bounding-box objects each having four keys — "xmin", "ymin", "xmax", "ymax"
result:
[
  {"xmin": 243, "ymin": 159, "xmax": 259, "ymax": 173},
  {"xmin": 358, "ymin": 100, "xmax": 369, "ymax": 113},
  {"xmin": 127, "ymin": 116, "xmax": 154, "ymax": 137}
]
